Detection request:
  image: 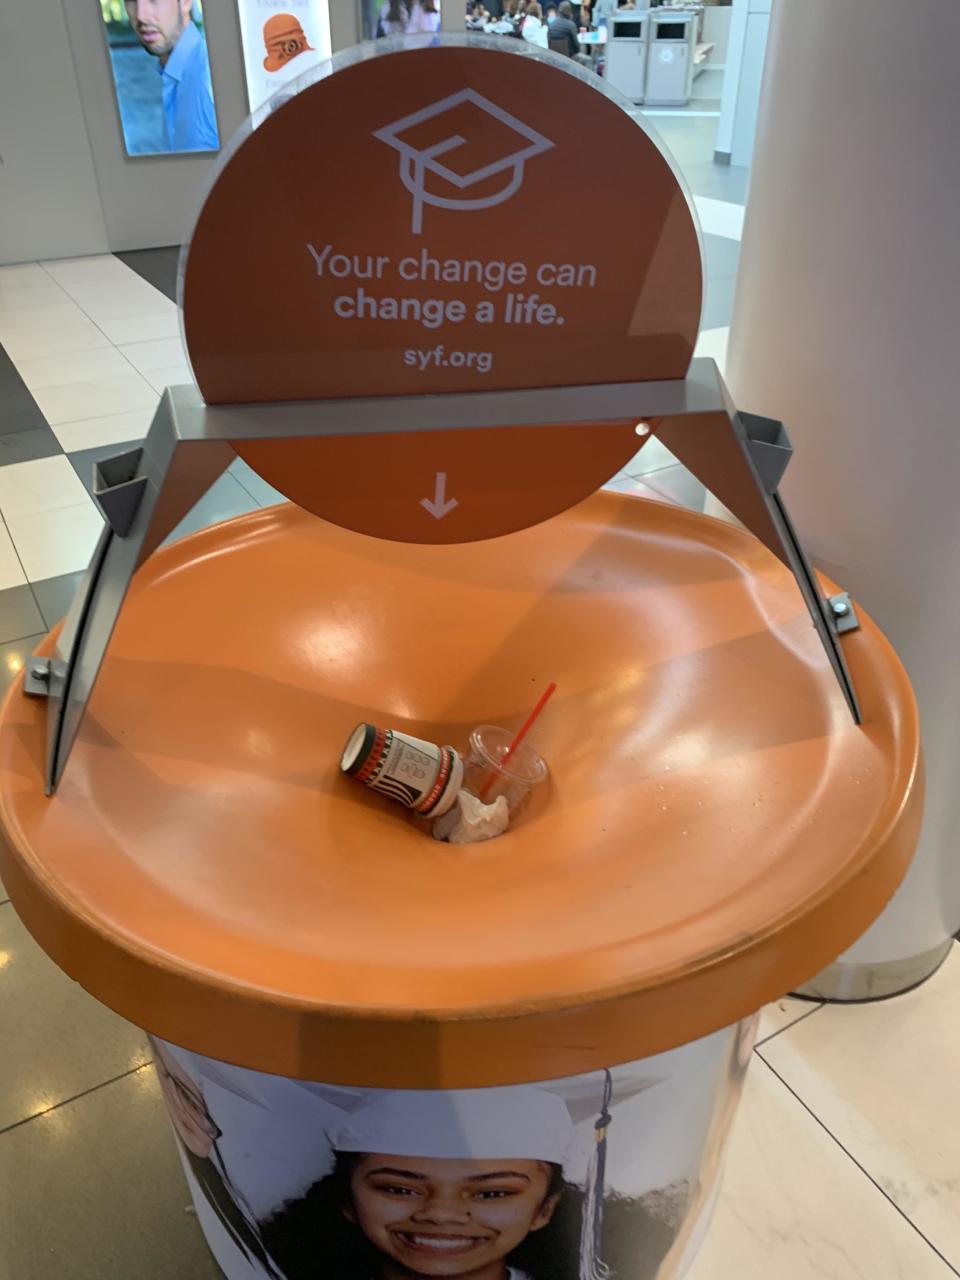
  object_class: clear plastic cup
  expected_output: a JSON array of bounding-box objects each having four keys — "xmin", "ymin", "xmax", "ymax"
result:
[{"xmin": 462, "ymin": 724, "xmax": 549, "ymax": 814}]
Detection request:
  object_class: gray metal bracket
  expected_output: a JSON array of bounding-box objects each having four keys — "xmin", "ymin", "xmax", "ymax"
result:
[
  {"xmin": 93, "ymin": 447, "xmax": 147, "ymax": 538},
  {"xmin": 34, "ymin": 358, "xmax": 862, "ymax": 793},
  {"xmin": 23, "ymin": 657, "xmax": 52, "ymax": 698},
  {"xmin": 828, "ymin": 592, "xmax": 860, "ymax": 635}
]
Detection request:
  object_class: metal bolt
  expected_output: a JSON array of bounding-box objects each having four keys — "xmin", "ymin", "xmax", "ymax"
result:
[
  {"xmin": 831, "ymin": 599, "xmax": 850, "ymax": 618},
  {"xmin": 31, "ymin": 663, "xmax": 49, "ymax": 681},
  {"xmin": 635, "ymin": 422, "xmax": 650, "ymax": 437}
]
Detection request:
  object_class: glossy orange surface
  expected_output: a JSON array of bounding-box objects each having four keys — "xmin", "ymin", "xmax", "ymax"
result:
[{"xmin": 0, "ymin": 494, "xmax": 921, "ymax": 1086}]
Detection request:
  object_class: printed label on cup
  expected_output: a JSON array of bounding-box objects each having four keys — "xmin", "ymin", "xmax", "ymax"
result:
[{"xmin": 341, "ymin": 723, "xmax": 463, "ymax": 817}]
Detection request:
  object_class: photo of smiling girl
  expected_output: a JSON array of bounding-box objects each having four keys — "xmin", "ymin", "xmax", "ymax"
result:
[{"xmin": 260, "ymin": 1085, "xmax": 680, "ymax": 1280}]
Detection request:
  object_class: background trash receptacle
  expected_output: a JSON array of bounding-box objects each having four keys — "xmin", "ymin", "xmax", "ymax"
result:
[
  {"xmin": 645, "ymin": 10, "xmax": 697, "ymax": 106},
  {"xmin": 604, "ymin": 12, "xmax": 650, "ymax": 103}
]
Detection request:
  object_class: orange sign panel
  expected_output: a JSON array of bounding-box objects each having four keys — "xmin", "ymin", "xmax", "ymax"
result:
[
  {"xmin": 183, "ymin": 46, "xmax": 702, "ymax": 402},
  {"xmin": 182, "ymin": 44, "xmax": 703, "ymax": 542}
]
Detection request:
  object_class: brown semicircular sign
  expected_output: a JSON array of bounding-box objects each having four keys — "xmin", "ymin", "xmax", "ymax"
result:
[{"xmin": 182, "ymin": 43, "xmax": 703, "ymax": 543}]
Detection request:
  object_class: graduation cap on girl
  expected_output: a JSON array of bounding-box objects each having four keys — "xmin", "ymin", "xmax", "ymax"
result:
[{"xmin": 327, "ymin": 1069, "xmax": 660, "ymax": 1280}]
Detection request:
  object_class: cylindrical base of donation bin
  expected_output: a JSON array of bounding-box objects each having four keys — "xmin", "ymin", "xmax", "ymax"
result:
[
  {"xmin": 151, "ymin": 1023, "xmax": 757, "ymax": 1280},
  {"xmin": 0, "ymin": 495, "xmax": 922, "ymax": 1280}
]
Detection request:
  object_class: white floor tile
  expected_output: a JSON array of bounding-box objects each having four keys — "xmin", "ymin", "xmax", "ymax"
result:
[
  {"xmin": 15, "ymin": 346, "xmax": 133, "ymax": 392},
  {"xmin": 31, "ymin": 372, "xmax": 157, "ymax": 427},
  {"xmin": 756, "ymin": 997, "xmax": 821, "ymax": 1044},
  {"xmin": 41, "ymin": 255, "xmax": 136, "ymax": 287},
  {"xmin": 118, "ymin": 337, "xmax": 186, "ymax": 375},
  {"xmin": 642, "ymin": 109, "xmax": 721, "ymax": 118},
  {"xmin": 145, "ymin": 363, "xmax": 194, "ymax": 394},
  {"xmin": 52, "ymin": 408, "xmax": 156, "ymax": 454},
  {"xmin": 0, "ymin": 524, "xmax": 27, "ymax": 591},
  {"xmin": 693, "ymin": 325, "xmax": 730, "ymax": 376},
  {"xmin": 0, "ymin": 456, "xmax": 91, "ymax": 520},
  {"xmin": 0, "ymin": 278, "xmax": 71, "ymax": 313},
  {"xmin": 0, "ymin": 263, "xmax": 46, "ymax": 287},
  {"xmin": 0, "ymin": 302, "xmax": 92, "ymax": 344},
  {"xmin": 685, "ymin": 1059, "xmax": 955, "ymax": 1280},
  {"xmin": 694, "ymin": 195, "xmax": 745, "ymax": 242},
  {"xmin": 67, "ymin": 281, "xmax": 175, "ymax": 324},
  {"xmin": 760, "ymin": 946, "xmax": 960, "ymax": 1270},
  {"xmin": 622, "ymin": 435, "xmax": 678, "ymax": 477},
  {"xmin": 96, "ymin": 312, "xmax": 180, "ymax": 345},
  {"xmin": 7, "ymin": 502, "xmax": 104, "ymax": 581},
  {"xmin": 601, "ymin": 474, "xmax": 662, "ymax": 498},
  {"xmin": 0, "ymin": 318, "xmax": 113, "ymax": 364}
]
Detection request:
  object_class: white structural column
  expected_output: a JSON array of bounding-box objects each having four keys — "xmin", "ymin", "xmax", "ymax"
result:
[
  {"xmin": 714, "ymin": 0, "xmax": 771, "ymax": 168},
  {"xmin": 726, "ymin": 0, "xmax": 960, "ymax": 996}
]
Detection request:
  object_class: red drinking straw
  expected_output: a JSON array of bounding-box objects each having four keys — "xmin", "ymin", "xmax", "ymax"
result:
[{"xmin": 478, "ymin": 681, "xmax": 557, "ymax": 801}]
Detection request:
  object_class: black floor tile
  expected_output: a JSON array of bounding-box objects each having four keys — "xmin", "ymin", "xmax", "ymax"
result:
[
  {"xmin": 69, "ymin": 439, "xmax": 143, "ymax": 497},
  {"xmin": 0, "ymin": 346, "xmax": 47, "ymax": 437},
  {"xmin": 0, "ymin": 585, "xmax": 46, "ymax": 644},
  {"xmin": 115, "ymin": 247, "xmax": 180, "ymax": 304},
  {"xmin": 0, "ymin": 426, "xmax": 62, "ymax": 466},
  {"xmin": 31, "ymin": 572, "xmax": 82, "ymax": 631}
]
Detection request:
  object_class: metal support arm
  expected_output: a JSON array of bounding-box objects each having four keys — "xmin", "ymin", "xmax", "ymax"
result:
[{"xmin": 28, "ymin": 359, "xmax": 861, "ymax": 793}]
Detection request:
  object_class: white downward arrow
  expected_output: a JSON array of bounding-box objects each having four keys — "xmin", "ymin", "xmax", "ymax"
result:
[{"xmin": 420, "ymin": 472, "xmax": 459, "ymax": 519}]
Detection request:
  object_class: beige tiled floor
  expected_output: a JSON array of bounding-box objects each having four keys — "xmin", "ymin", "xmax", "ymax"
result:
[
  {"xmin": 760, "ymin": 949, "xmax": 960, "ymax": 1268},
  {"xmin": 0, "ymin": 906, "xmax": 149, "ymax": 1132},
  {"xmin": 687, "ymin": 1050, "xmax": 958, "ymax": 1280},
  {"xmin": 0, "ymin": 1062, "xmax": 221, "ymax": 1279}
]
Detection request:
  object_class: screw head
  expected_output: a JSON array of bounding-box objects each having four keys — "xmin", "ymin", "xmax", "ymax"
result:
[
  {"xmin": 831, "ymin": 599, "xmax": 850, "ymax": 618},
  {"xmin": 634, "ymin": 422, "xmax": 651, "ymax": 437},
  {"xmin": 30, "ymin": 662, "xmax": 49, "ymax": 680}
]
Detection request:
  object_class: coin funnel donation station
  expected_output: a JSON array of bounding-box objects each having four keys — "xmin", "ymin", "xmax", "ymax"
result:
[{"xmin": 0, "ymin": 36, "xmax": 925, "ymax": 1280}]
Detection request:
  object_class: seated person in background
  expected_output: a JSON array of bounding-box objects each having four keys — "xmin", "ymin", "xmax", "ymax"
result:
[
  {"xmin": 406, "ymin": 0, "xmax": 440, "ymax": 31},
  {"xmin": 544, "ymin": 2, "xmax": 558, "ymax": 20},
  {"xmin": 489, "ymin": 7, "xmax": 516, "ymax": 31},
  {"xmin": 549, "ymin": 0, "xmax": 586, "ymax": 55},
  {"xmin": 521, "ymin": 0, "xmax": 549, "ymax": 45},
  {"xmin": 502, "ymin": 0, "xmax": 526, "ymax": 33},
  {"xmin": 466, "ymin": 1, "xmax": 488, "ymax": 27}
]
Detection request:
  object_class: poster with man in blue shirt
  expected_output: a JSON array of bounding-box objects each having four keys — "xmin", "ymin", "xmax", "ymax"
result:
[{"xmin": 101, "ymin": 0, "xmax": 220, "ymax": 155}]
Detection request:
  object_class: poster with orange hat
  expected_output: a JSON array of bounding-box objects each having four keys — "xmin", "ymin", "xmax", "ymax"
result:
[{"xmin": 237, "ymin": 0, "xmax": 332, "ymax": 112}]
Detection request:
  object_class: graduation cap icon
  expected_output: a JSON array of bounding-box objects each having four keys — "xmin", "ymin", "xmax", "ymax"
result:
[{"xmin": 374, "ymin": 88, "xmax": 554, "ymax": 235}]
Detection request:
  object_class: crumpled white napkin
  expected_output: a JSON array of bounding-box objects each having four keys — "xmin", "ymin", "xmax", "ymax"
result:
[{"xmin": 432, "ymin": 789, "xmax": 510, "ymax": 844}]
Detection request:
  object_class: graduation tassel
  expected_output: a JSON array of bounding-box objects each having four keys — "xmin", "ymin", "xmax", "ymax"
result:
[{"xmin": 579, "ymin": 1068, "xmax": 614, "ymax": 1280}]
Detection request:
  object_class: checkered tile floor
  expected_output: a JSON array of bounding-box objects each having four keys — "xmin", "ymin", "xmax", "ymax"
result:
[{"xmin": 0, "ymin": 248, "xmax": 291, "ymax": 678}]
